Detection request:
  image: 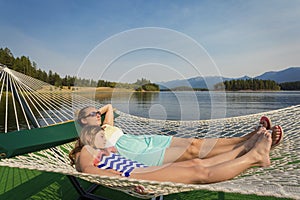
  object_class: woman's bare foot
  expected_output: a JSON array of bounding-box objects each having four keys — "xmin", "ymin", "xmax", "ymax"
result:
[
  {"xmin": 243, "ymin": 128, "xmax": 264, "ymax": 152},
  {"xmin": 249, "ymin": 131, "xmax": 272, "ymax": 167}
]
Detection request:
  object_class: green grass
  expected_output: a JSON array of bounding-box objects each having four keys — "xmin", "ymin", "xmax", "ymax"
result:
[{"xmin": 0, "ymin": 166, "xmax": 292, "ymax": 200}]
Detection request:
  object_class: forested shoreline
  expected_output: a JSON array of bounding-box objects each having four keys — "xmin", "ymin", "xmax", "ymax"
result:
[
  {"xmin": 1, "ymin": 47, "xmax": 299, "ymax": 91},
  {"xmin": 0, "ymin": 47, "xmax": 159, "ymax": 91},
  {"xmin": 214, "ymin": 79, "xmax": 281, "ymax": 91}
]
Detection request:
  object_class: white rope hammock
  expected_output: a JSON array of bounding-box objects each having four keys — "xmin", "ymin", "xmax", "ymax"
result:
[
  {"xmin": 0, "ymin": 65, "xmax": 99, "ymax": 133},
  {"xmin": 0, "ymin": 65, "xmax": 299, "ymax": 199}
]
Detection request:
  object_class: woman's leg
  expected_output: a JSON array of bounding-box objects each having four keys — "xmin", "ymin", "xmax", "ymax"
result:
[
  {"xmin": 168, "ymin": 136, "xmax": 249, "ymax": 162},
  {"xmin": 163, "ymin": 128, "xmax": 262, "ymax": 166},
  {"xmin": 169, "ymin": 121, "xmax": 280, "ymax": 160},
  {"xmin": 130, "ymin": 131, "xmax": 271, "ymax": 184},
  {"xmin": 190, "ymin": 125, "xmax": 282, "ymax": 158},
  {"xmin": 193, "ymin": 129, "xmax": 262, "ymax": 167}
]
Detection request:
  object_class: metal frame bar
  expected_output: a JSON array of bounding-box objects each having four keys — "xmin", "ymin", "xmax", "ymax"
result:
[{"xmin": 67, "ymin": 175, "xmax": 108, "ymax": 200}]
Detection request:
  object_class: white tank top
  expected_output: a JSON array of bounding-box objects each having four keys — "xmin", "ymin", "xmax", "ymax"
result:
[{"xmin": 102, "ymin": 124, "xmax": 124, "ymax": 148}]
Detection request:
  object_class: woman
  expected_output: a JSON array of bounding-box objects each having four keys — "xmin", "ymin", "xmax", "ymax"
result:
[
  {"xmin": 70, "ymin": 125, "xmax": 273, "ymax": 185},
  {"xmin": 72, "ymin": 104, "xmax": 283, "ymax": 166}
]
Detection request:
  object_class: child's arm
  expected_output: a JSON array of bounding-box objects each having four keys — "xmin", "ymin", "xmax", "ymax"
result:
[{"xmin": 80, "ymin": 146, "xmax": 121, "ymax": 176}]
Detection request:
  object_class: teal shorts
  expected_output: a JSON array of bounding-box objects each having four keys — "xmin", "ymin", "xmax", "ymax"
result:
[{"xmin": 115, "ymin": 134, "xmax": 172, "ymax": 166}]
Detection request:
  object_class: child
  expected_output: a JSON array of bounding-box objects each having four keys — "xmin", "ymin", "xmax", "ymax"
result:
[{"xmin": 80, "ymin": 126, "xmax": 147, "ymax": 177}]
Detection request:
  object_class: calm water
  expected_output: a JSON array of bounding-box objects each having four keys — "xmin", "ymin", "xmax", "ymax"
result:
[
  {"xmin": 99, "ymin": 91, "xmax": 300, "ymax": 120},
  {"xmin": 1, "ymin": 91, "xmax": 300, "ymax": 132}
]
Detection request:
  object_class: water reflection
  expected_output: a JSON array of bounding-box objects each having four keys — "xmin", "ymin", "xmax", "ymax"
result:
[
  {"xmin": 0, "ymin": 92, "xmax": 75, "ymax": 133},
  {"xmin": 0, "ymin": 93, "xmax": 32, "ymax": 132}
]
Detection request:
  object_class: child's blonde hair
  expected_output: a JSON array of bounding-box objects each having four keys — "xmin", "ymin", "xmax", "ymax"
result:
[{"xmin": 80, "ymin": 125, "xmax": 104, "ymax": 148}]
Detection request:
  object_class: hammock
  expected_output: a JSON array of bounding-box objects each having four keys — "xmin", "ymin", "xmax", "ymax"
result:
[{"xmin": 0, "ymin": 65, "xmax": 299, "ymax": 199}]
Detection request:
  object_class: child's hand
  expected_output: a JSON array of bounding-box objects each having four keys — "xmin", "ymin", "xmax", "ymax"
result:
[
  {"xmin": 107, "ymin": 146, "xmax": 118, "ymax": 153},
  {"xmin": 107, "ymin": 169, "xmax": 122, "ymax": 175}
]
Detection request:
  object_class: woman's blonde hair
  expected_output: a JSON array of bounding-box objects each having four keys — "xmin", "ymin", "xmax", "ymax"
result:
[{"xmin": 75, "ymin": 106, "xmax": 94, "ymax": 127}]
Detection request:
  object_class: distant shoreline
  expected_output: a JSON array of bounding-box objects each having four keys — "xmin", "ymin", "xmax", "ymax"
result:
[
  {"xmin": 72, "ymin": 87, "xmax": 134, "ymax": 92},
  {"xmin": 72, "ymin": 87, "xmax": 300, "ymax": 92}
]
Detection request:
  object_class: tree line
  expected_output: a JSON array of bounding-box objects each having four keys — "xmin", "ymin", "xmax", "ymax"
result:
[
  {"xmin": 214, "ymin": 79, "xmax": 299, "ymax": 91},
  {"xmin": 279, "ymin": 81, "xmax": 300, "ymax": 90},
  {"xmin": 0, "ymin": 47, "xmax": 78, "ymax": 88},
  {"xmin": 0, "ymin": 47, "xmax": 159, "ymax": 91}
]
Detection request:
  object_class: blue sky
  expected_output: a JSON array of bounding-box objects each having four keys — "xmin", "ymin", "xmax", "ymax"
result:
[{"xmin": 0, "ymin": 0, "xmax": 299, "ymax": 83}]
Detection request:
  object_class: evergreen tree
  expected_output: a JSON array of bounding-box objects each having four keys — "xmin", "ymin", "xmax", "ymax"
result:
[
  {"xmin": 220, "ymin": 79, "xmax": 280, "ymax": 91},
  {"xmin": 0, "ymin": 47, "xmax": 14, "ymax": 66},
  {"xmin": 279, "ymin": 81, "xmax": 300, "ymax": 90}
]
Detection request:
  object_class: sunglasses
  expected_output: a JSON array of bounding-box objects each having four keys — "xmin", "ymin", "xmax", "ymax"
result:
[{"xmin": 84, "ymin": 111, "xmax": 101, "ymax": 118}]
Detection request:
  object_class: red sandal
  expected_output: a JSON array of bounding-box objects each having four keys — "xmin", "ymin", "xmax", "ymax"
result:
[
  {"xmin": 259, "ymin": 116, "xmax": 272, "ymax": 130},
  {"xmin": 271, "ymin": 125, "xmax": 284, "ymax": 148}
]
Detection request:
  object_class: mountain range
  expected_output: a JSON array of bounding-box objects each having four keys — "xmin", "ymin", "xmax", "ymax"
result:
[{"xmin": 157, "ymin": 67, "xmax": 300, "ymax": 90}]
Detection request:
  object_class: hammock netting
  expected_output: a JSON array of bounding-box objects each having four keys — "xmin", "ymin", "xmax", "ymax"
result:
[{"xmin": 0, "ymin": 65, "xmax": 299, "ymax": 199}]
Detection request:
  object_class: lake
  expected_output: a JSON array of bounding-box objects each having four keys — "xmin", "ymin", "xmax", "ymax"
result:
[
  {"xmin": 98, "ymin": 91, "xmax": 300, "ymax": 120},
  {"xmin": 1, "ymin": 91, "xmax": 300, "ymax": 132}
]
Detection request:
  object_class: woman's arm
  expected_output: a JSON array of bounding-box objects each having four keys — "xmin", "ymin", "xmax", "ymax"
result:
[{"xmin": 98, "ymin": 104, "xmax": 114, "ymax": 126}]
